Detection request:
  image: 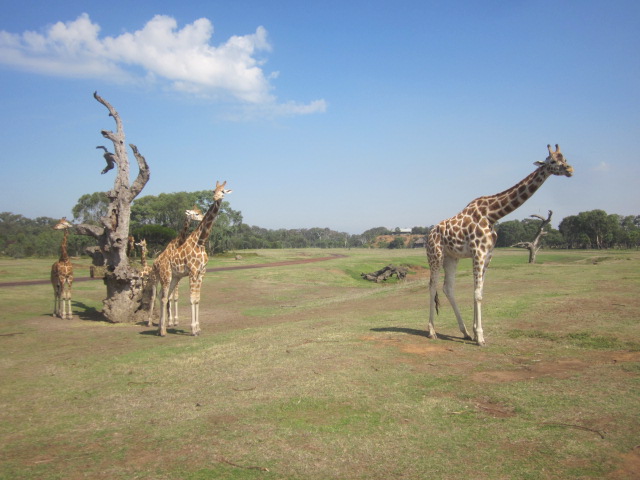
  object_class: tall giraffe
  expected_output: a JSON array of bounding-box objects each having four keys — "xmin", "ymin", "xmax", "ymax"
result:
[
  {"xmin": 51, "ymin": 217, "xmax": 74, "ymax": 319},
  {"xmin": 146, "ymin": 207, "xmax": 204, "ymax": 327},
  {"xmin": 426, "ymin": 145, "xmax": 573, "ymax": 346},
  {"xmin": 154, "ymin": 182, "xmax": 231, "ymax": 336}
]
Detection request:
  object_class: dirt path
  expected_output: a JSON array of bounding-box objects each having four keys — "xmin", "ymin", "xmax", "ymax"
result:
[{"xmin": 0, "ymin": 254, "xmax": 347, "ymax": 288}]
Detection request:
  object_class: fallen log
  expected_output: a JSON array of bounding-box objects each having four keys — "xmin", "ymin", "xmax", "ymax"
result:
[{"xmin": 361, "ymin": 265, "xmax": 407, "ymax": 283}]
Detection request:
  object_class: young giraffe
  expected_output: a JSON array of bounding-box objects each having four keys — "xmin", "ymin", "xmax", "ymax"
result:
[
  {"xmin": 427, "ymin": 145, "xmax": 574, "ymax": 346},
  {"xmin": 146, "ymin": 207, "xmax": 204, "ymax": 327},
  {"xmin": 51, "ymin": 217, "xmax": 74, "ymax": 319},
  {"xmin": 155, "ymin": 182, "xmax": 231, "ymax": 336},
  {"xmin": 135, "ymin": 238, "xmax": 152, "ymax": 283}
]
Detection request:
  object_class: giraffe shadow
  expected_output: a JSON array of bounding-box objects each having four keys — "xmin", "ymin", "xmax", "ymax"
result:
[
  {"xmin": 138, "ymin": 327, "xmax": 193, "ymax": 336},
  {"xmin": 369, "ymin": 327, "xmax": 471, "ymax": 344},
  {"xmin": 71, "ymin": 301, "xmax": 106, "ymax": 322}
]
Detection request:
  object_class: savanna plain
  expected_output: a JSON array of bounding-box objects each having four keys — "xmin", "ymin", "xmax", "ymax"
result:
[{"xmin": 0, "ymin": 248, "xmax": 639, "ymax": 480}]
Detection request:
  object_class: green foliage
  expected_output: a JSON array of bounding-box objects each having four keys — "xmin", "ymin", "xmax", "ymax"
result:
[
  {"xmin": 495, "ymin": 218, "xmax": 562, "ymax": 248},
  {"xmin": 387, "ymin": 236, "xmax": 406, "ymax": 249},
  {"xmin": 72, "ymin": 192, "xmax": 109, "ymax": 225},
  {"xmin": 131, "ymin": 225, "xmax": 177, "ymax": 252},
  {"xmin": 0, "ymin": 212, "xmax": 94, "ymax": 258},
  {"xmin": 559, "ymin": 210, "xmax": 639, "ymax": 248},
  {"xmin": 4, "ymin": 200, "xmax": 640, "ymax": 258}
]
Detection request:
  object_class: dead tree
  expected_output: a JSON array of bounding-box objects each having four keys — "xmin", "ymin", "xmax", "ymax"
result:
[
  {"xmin": 361, "ymin": 265, "xmax": 408, "ymax": 283},
  {"xmin": 74, "ymin": 92, "xmax": 151, "ymax": 323},
  {"xmin": 512, "ymin": 210, "xmax": 553, "ymax": 264}
]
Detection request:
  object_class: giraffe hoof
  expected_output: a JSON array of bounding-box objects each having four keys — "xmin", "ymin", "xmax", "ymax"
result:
[{"xmin": 427, "ymin": 333, "xmax": 438, "ymax": 340}]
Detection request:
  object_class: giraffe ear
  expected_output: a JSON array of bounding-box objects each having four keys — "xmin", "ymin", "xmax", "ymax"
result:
[{"xmin": 534, "ymin": 161, "xmax": 545, "ymax": 167}]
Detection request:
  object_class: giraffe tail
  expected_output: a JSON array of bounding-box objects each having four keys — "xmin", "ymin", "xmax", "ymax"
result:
[{"xmin": 434, "ymin": 292, "xmax": 440, "ymax": 315}]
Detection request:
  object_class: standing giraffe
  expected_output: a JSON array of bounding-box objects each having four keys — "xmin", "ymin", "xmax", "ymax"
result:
[
  {"xmin": 426, "ymin": 145, "xmax": 573, "ymax": 346},
  {"xmin": 146, "ymin": 207, "xmax": 204, "ymax": 327},
  {"xmin": 135, "ymin": 238, "xmax": 152, "ymax": 283},
  {"xmin": 153, "ymin": 182, "xmax": 231, "ymax": 336},
  {"xmin": 51, "ymin": 217, "xmax": 74, "ymax": 319}
]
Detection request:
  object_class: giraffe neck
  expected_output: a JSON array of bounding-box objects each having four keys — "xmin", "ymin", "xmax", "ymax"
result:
[
  {"xmin": 485, "ymin": 167, "xmax": 551, "ymax": 223},
  {"xmin": 176, "ymin": 215, "xmax": 191, "ymax": 246},
  {"xmin": 140, "ymin": 247, "xmax": 147, "ymax": 268},
  {"xmin": 59, "ymin": 229, "xmax": 70, "ymax": 262},
  {"xmin": 193, "ymin": 199, "xmax": 223, "ymax": 247}
]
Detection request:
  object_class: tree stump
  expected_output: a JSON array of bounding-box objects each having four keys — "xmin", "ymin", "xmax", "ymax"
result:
[
  {"xmin": 74, "ymin": 92, "xmax": 151, "ymax": 323},
  {"xmin": 512, "ymin": 210, "xmax": 553, "ymax": 264}
]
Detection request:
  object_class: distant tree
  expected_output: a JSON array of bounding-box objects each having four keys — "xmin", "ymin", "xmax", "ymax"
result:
[
  {"xmin": 388, "ymin": 236, "xmax": 405, "ymax": 249},
  {"xmin": 72, "ymin": 192, "xmax": 109, "ymax": 225},
  {"xmin": 495, "ymin": 220, "xmax": 526, "ymax": 247},
  {"xmin": 361, "ymin": 227, "xmax": 391, "ymax": 246},
  {"xmin": 511, "ymin": 211, "xmax": 553, "ymax": 263},
  {"xmin": 131, "ymin": 225, "xmax": 177, "ymax": 254},
  {"xmin": 130, "ymin": 190, "xmax": 241, "ymax": 254}
]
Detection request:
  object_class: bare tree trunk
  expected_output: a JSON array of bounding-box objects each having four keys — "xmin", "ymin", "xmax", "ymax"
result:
[
  {"xmin": 75, "ymin": 92, "xmax": 151, "ymax": 323},
  {"xmin": 512, "ymin": 210, "xmax": 553, "ymax": 264}
]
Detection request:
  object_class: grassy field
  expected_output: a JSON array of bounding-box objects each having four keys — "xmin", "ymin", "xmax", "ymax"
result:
[{"xmin": 0, "ymin": 248, "xmax": 639, "ymax": 479}]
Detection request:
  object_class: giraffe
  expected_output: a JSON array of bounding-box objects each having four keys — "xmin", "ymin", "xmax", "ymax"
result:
[
  {"xmin": 127, "ymin": 235, "xmax": 136, "ymax": 259},
  {"xmin": 153, "ymin": 182, "xmax": 231, "ymax": 336},
  {"xmin": 146, "ymin": 207, "xmax": 204, "ymax": 327},
  {"xmin": 135, "ymin": 238, "xmax": 152, "ymax": 283},
  {"xmin": 426, "ymin": 145, "xmax": 573, "ymax": 346},
  {"xmin": 51, "ymin": 217, "xmax": 74, "ymax": 319}
]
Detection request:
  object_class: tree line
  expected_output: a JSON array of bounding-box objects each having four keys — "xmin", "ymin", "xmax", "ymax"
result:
[
  {"xmin": 495, "ymin": 210, "xmax": 640, "ymax": 249},
  {"xmin": 1, "ymin": 191, "xmax": 638, "ymax": 258}
]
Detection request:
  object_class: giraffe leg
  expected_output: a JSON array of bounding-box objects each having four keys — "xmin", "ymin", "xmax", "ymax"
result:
[
  {"xmin": 158, "ymin": 281, "xmax": 173, "ymax": 337},
  {"xmin": 443, "ymin": 256, "xmax": 473, "ymax": 341},
  {"xmin": 169, "ymin": 285, "xmax": 179, "ymax": 327},
  {"xmin": 62, "ymin": 282, "xmax": 72, "ymax": 319},
  {"xmin": 53, "ymin": 287, "xmax": 60, "ymax": 318},
  {"xmin": 189, "ymin": 275, "xmax": 203, "ymax": 336},
  {"xmin": 147, "ymin": 281, "xmax": 157, "ymax": 327},
  {"xmin": 472, "ymin": 256, "xmax": 487, "ymax": 346},
  {"xmin": 428, "ymin": 267, "xmax": 440, "ymax": 339}
]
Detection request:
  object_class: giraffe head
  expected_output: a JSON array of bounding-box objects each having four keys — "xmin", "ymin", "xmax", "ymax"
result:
[
  {"xmin": 213, "ymin": 181, "xmax": 232, "ymax": 202},
  {"xmin": 53, "ymin": 217, "xmax": 73, "ymax": 230},
  {"xmin": 534, "ymin": 144, "xmax": 574, "ymax": 177},
  {"xmin": 185, "ymin": 207, "xmax": 204, "ymax": 222},
  {"xmin": 135, "ymin": 238, "xmax": 147, "ymax": 251}
]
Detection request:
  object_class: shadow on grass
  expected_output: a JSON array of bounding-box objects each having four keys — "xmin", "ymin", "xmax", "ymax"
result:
[
  {"xmin": 139, "ymin": 327, "xmax": 194, "ymax": 336},
  {"xmin": 71, "ymin": 300, "xmax": 105, "ymax": 322},
  {"xmin": 370, "ymin": 327, "xmax": 472, "ymax": 344}
]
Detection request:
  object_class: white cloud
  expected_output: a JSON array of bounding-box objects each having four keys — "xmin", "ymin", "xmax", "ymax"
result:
[
  {"xmin": 591, "ymin": 161, "xmax": 611, "ymax": 172},
  {"xmin": 0, "ymin": 13, "xmax": 325, "ymax": 115}
]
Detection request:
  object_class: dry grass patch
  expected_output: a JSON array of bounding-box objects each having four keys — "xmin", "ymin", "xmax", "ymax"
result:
[{"xmin": 1, "ymin": 248, "xmax": 639, "ymax": 479}]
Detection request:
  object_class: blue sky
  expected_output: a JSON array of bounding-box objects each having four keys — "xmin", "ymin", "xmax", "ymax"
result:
[{"xmin": 0, "ymin": 0, "xmax": 638, "ymax": 234}]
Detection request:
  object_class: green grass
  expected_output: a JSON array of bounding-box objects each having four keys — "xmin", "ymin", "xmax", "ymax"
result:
[{"xmin": 1, "ymin": 248, "xmax": 639, "ymax": 479}]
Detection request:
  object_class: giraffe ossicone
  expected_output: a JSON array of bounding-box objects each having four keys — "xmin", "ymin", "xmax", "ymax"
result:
[{"xmin": 426, "ymin": 144, "xmax": 573, "ymax": 346}]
